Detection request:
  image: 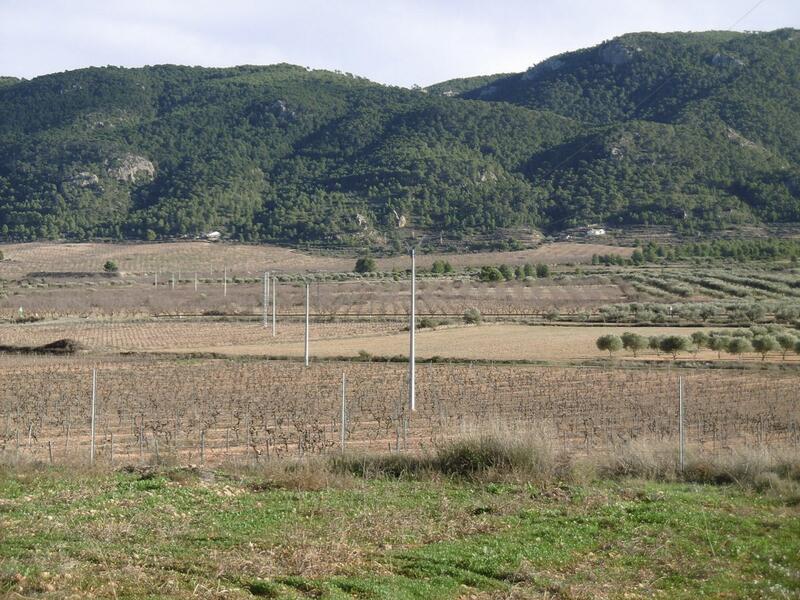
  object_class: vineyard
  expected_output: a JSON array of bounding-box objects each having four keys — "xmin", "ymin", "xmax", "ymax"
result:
[
  {"xmin": 0, "ymin": 276, "xmax": 631, "ymax": 320},
  {"xmin": 2, "ymin": 356, "xmax": 797, "ymax": 467}
]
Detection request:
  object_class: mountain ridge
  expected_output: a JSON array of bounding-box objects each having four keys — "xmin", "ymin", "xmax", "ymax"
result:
[{"xmin": 0, "ymin": 29, "xmax": 798, "ymax": 245}]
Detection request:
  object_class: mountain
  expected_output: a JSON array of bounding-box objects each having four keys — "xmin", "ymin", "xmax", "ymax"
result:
[{"xmin": 0, "ymin": 29, "xmax": 798, "ymax": 245}]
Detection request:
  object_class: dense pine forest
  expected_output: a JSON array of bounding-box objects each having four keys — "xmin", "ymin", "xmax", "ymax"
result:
[{"xmin": 0, "ymin": 28, "xmax": 798, "ymax": 245}]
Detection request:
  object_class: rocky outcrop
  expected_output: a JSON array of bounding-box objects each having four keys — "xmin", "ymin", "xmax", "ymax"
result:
[
  {"xmin": 65, "ymin": 171, "xmax": 100, "ymax": 188},
  {"xmin": 522, "ymin": 57, "xmax": 565, "ymax": 81},
  {"xmin": 711, "ymin": 53, "xmax": 746, "ymax": 67},
  {"xmin": 108, "ymin": 154, "xmax": 155, "ymax": 183},
  {"xmin": 599, "ymin": 41, "xmax": 639, "ymax": 65}
]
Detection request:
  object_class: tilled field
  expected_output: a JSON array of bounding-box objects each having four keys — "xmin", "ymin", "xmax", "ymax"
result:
[
  {"xmin": 1, "ymin": 356, "xmax": 796, "ymax": 466},
  {"xmin": 0, "ymin": 277, "xmax": 630, "ymax": 319},
  {"xmin": 0, "ymin": 241, "xmax": 633, "ymax": 279}
]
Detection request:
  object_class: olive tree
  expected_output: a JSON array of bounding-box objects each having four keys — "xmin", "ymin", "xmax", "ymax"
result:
[
  {"xmin": 708, "ymin": 335, "xmax": 731, "ymax": 359},
  {"xmin": 621, "ymin": 332, "xmax": 648, "ymax": 357},
  {"xmin": 727, "ymin": 337, "xmax": 753, "ymax": 359},
  {"xmin": 648, "ymin": 335, "xmax": 665, "ymax": 356},
  {"xmin": 596, "ymin": 334, "xmax": 623, "ymax": 357},
  {"xmin": 775, "ymin": 333, "xmax": 797, "ymax": 360},
  {"xmin": 751, "ymin": 335, "xmax": 779, "ymax": 361},
  {"xmin": 659, "ymin": 335, "xmax": 690, "ymax": 360}
]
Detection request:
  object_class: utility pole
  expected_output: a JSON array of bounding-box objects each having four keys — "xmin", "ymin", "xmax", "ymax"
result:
[
  {"xmin": 272, "ymin": 275, "xmax": 277, "ymax": 336},
  {"xmin": 223, "ymin": 267, "xmax": 227, "ymax": 297},
  {"xmin": 304, "ymin": 282, "xmax": 310, "ymax": 367},
  {"xmin": 341, "ymin": 372, "xmax": 347, "ymax": 453},
  {"xmin": 409, "ymin": 248, "xmax": 416, "ymax": 411},
  {"xmin": 268, "ymin": 271, "xmax": 269, "ymax": 327},
  {"xmin": 194, "ymin": 272, "xmax": 198, "ymax": 292}
]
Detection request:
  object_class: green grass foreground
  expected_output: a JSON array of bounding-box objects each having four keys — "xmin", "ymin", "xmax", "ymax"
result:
[{"xmin": 1, "ymin": 464, "xmax": 798, "ymax": 599}]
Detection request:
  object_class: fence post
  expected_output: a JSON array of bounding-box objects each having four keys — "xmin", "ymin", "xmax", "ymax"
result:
[
  {"xmin": 90, "ymin": 368, "xmax": 96, "ymax": 466},
  {"xmin": 200, "ymin": 430, "xmax": 205, "ymax": 464},
  {"xmin": 679, "ymin": 376, "xmax": 685, "ymax": 473},
  {"xmin": 341, "ymin": 372, "xmax": 346, "ymax": 453}
]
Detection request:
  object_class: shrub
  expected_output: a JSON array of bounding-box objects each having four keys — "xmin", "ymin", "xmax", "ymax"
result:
[
  {"xmin": 535, "ymin": 263, "xmax": 550, "ymax": 278},
  {"xmin": 497, "ymin": 264, "xmax": 513, "ymax": 281},
  {"xmin": 354, "ymin": 257, "xmax": 377, "ymax": 273},
  {"xmin": 417, "ymin": 316, "xmax": 438, "ymax": 329},
  {"xmin": 523, "ymin": 263, "xmax": 535, "ymax": 278},
  {"xmin": 431, "ymin": 260, "xmax": 453, "ymax": 274},
  {"xmin": 479, "ymin": 266, "xmax": 503, "ymax": 282},
  {"xmin": 463, "ymin": 308, "xmax": 482, "ymax": 325},
  {"xmin": 596, "ymin": 334, "xmax": 623, "ymax": 357},
  {"xmin": 103, "ymin": 260, "xmax": 119, "ymax": 273}
]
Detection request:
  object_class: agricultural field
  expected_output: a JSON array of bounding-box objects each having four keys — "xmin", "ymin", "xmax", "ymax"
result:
[
  {"xmin": 1, "ymin": 241, "xmax": 799, "ymax": 599},
  {"xmin": 0, "ymin": 241, "xmax": 630, "ymax": 279},
  {"xmin": 1, "ymin": 356, "xmax": 797, "ymax": 466},
  {"xmin": 0, "ymin": 276, "xmax": 632, "ymax": 320}
]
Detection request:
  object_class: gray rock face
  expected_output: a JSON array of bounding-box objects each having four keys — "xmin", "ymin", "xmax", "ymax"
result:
[
  {"xmin": 711, "ymin": 53, "xmax": 746, "ymax": 67},
  {"xmin": 108, "ymin": 154, "xmax": 155, "ymax": 183},
  {"xmin": 522, "ymin": 57, "xmax": 565, "ymax": 81},
  {"xmin": 599, "ymin": 41, "xmax": 636, "ymax": 65},
  {"xmin": 66, "ymin": 171, "xmax": 100, "ymax": 188}
]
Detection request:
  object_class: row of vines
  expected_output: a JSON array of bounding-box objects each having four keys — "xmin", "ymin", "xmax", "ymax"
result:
[{"xmin": 1, "ymin": 357, "xmax": 797, "ymax": 466}]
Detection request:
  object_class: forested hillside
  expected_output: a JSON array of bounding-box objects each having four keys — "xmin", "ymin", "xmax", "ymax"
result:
[{"xmin": 1, "ymin": 28, "xmax": 798, "ymax": 244}]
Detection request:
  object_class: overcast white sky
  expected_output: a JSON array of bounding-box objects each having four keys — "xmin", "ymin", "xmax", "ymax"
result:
[{"xmin": 1, "ymin": 0, "xmax": 797, "ymax": 86}]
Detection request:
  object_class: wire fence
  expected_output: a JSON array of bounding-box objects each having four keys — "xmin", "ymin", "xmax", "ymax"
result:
[{"xmin": 1, "ymin": 357, "xmax": 797, "ymax": 467}]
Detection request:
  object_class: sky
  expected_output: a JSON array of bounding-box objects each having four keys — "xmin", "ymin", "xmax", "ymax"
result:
[{"xmin": 1, "ymin": 0, "xmax": 798, "ymax": 87}]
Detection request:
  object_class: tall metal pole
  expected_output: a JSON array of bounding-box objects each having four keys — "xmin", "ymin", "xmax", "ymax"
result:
[
  {"xmin": 90, "ymin": 368, "xmax": 96, "ymax": 466},
  {"xmin": 409, "ymin": 248, "xmax": 416, "ymax": 411},
  {"xmin": 268, "ymin": 271, "xmax": 269, "ymax": 327},
  {"xmin": 679, "ymin": 376, "xmax": 685, "ymax": 473},
  {"xmin": 223, "ymin": 267, "xmax": 227, "ymax": 297},
  {"xmin": 272, "ymin": 276, "xmax": 277, "ymax": 336},
  {"xmin": 194, "ymin": 272, "xmax": 198, "ymax": 292},
  {"xmin": 341, "ymin": 372, "xmax": 346, "ymax": 453},
  {"xmin": 304, "ymin": 283, "xmax": 310, "ymax": 367}
]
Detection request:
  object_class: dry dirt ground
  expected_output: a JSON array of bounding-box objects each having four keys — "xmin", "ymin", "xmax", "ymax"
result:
[
  {"xmin": 3, "ymin": 318, "xmax": 794, "ymax": 363},
  {"xmin": 0, "ymin": 241, "xmax": 633, "ymax": 279},
  {"xmin": 142, "ymin": 322, "xmax": 759, "ymax": 362}
]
